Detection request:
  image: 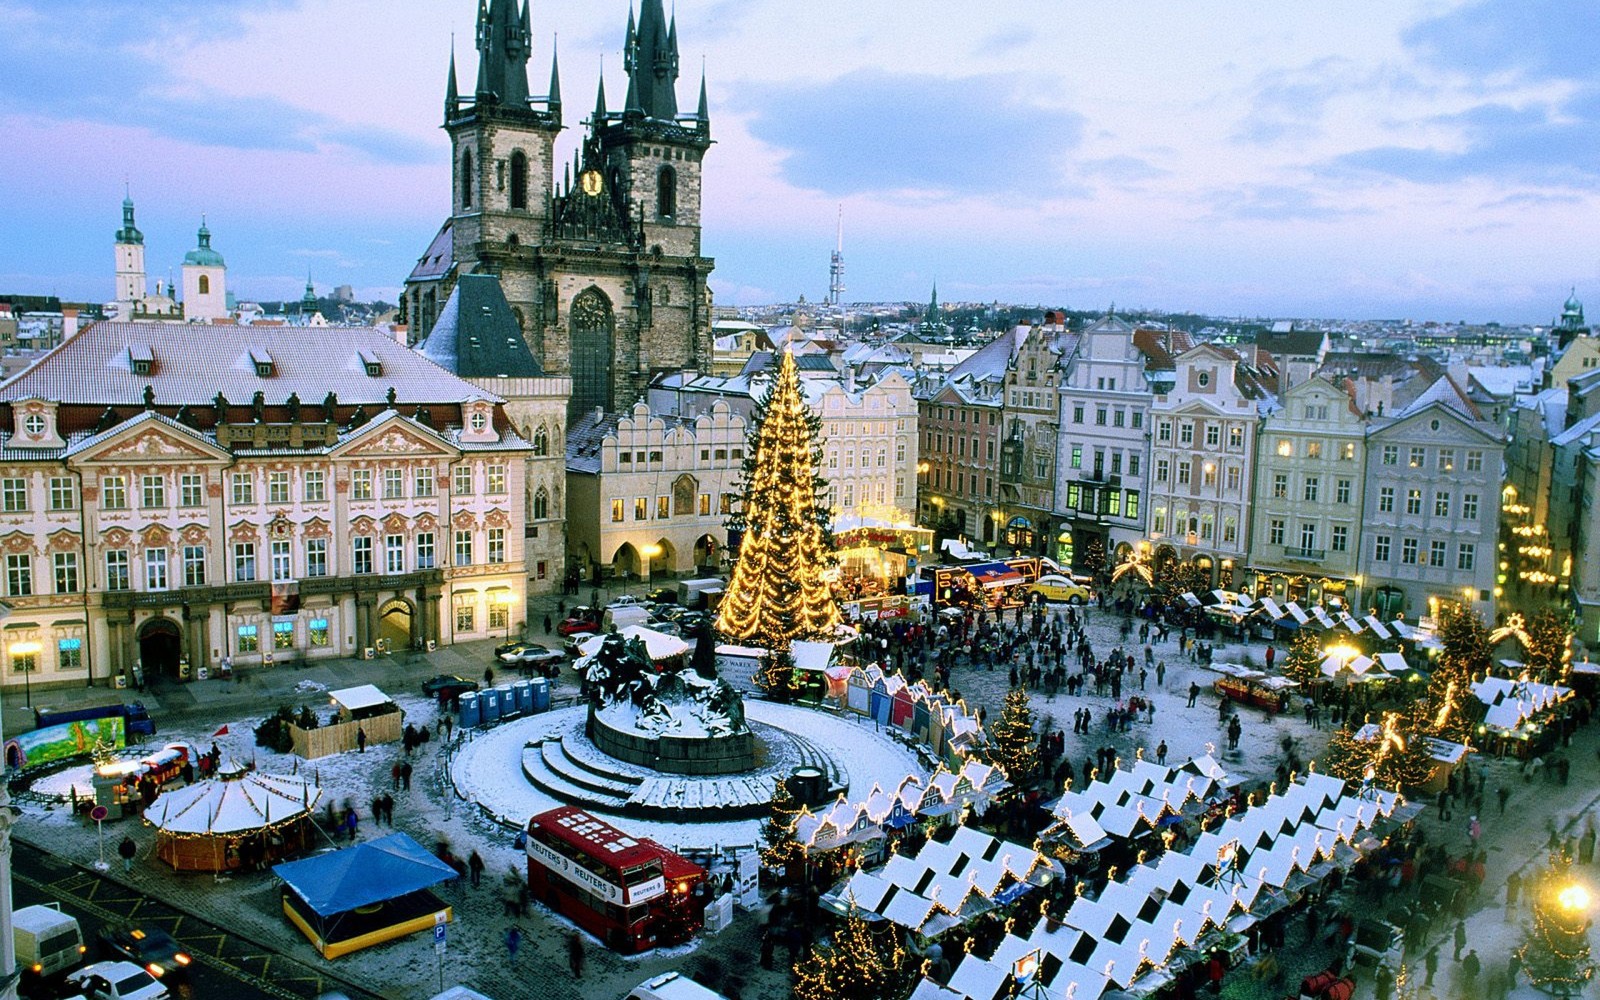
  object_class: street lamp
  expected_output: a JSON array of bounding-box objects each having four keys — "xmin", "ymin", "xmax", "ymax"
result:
[
  {"xmin": 1559, "ymin": 883, "xmax": 1591, "ymax": 914},
  {"xmin": 495, "ymin": 591, "xmax": 515, "ymax": 641},
  {"xmin": 641, "ymin": 543, "xmax": 664, "ymax": 591},
  {"xmin": 10, "ymin": 643, "xmax": 39, "ymax": 710}
]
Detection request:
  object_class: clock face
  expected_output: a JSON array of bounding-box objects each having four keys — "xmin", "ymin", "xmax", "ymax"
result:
[
  {"xmin": 580, "ymin": 170, "xmax": 604, "ymax": 197},
  {"xmin": 22, "ymin": 414, "xmax": 44, "ymax": 437}
]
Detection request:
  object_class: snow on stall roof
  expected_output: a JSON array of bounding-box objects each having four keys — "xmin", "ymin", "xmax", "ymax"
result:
[
  {"xmin": 147, "ymin": 772, "xmax": 320, "ymax": 835},
  {"xmin": 578, "ymin": 626, "xmax": 691, "ymax": 661},
  {"xmin": 329, "ymin": 684, "xmax": 394, "ymax": 712}
]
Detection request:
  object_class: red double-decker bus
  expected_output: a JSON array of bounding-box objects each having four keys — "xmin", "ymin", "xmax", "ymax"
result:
[{"xmin": 525, "ymin": 807, "xmax": 706, "ymax": 953}]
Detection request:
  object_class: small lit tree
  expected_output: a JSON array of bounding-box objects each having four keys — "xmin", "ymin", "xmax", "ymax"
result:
[
  {"xmin": 1279, "ymin": 627, "xmax": 1325, "ymax": 686},
  {"xmin": 1430, "ymin": 602, "xmax": 1490, "ymax": 743},
  {"xmin": 985, "ymin": 687, "xmax": 1039, "ymax": 787},
  {"xmin": 1317, "ymin": 709, "xmax": 1436, "ymax": 790},
  {"xmin": 754, "ymin": 649, "xmax": 803, "ymax": 703},
  {"xmin": 1517, "ymin": 850, "xmax": 1596, "ymax": 996},
  {"xmin": 1523, "ymin": 609, "xmax": 1574, "ymax": 683},
  {"xmin": 793, "ymin": 908, "xmax": 915, "ymax": 1000},
  {"xmin": 760, "ymin": 779, "xmax": 807, "ymax": 886}
]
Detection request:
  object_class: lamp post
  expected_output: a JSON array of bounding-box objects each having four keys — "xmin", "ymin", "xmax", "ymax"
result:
[
  {"xmin": 496, "ymin": 591, "xmax": 514, "ymax": 641},
  {"xmin": 0, "ymin": 597, "xmax": 16, "ymax": 1000},
  {"xmin": 641, "ymin": 543, "xmax": 663, "ymax": 592}
]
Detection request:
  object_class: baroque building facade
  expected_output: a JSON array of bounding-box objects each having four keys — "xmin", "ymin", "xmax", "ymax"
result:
[
  {"xmin": 0, "ymin": 322, "xmax": 533, "ymax": 691},
  {"xmin": 404, "ymin": 0, "xmax": 714, "ymax": 421}
]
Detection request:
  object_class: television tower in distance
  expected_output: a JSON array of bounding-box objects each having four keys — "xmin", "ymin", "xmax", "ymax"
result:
[{"xmin": 827, "ymin": 205, "xmax": 845, "ymax": 306}]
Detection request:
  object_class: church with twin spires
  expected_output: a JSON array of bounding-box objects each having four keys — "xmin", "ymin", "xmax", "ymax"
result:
[{"xmin": 404, "ymin": 0, "xmax": 715, "ymax": 420}]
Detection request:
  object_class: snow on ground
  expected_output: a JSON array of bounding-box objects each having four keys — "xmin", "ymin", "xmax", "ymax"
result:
[{"xmin": 451, "ymin": 698, "xmax": 930, "ymax": 854}]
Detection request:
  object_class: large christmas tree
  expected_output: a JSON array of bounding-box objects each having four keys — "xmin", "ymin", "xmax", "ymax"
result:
[
  {"xmin": 1517, "ymin": 849, "xmax": 1596, "ymax": 996},
  {"xmin": 717, "ymin": 350, "xmax": 841, "ymax": 652}
]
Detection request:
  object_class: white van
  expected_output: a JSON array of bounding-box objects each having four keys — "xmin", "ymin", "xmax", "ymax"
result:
[
  {"xmin": 604, "ymin": 605, "xmax": 652, "ymax": 631},
  {"xmin": 625, "ymin": 972, "xmax": 730, "ymax": 1000},
  {"xmin": 14, "ymin": 902, "xmax": 84, "ymax": 979}
]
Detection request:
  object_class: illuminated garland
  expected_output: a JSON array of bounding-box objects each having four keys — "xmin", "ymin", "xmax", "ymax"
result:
[
  {"xmin": 717, "ymin": 349, "xmax": 841, "ymax": 653},
  {"xmin": 793, "ymin": 906, "xmax": 915, "ymax": 1000}
]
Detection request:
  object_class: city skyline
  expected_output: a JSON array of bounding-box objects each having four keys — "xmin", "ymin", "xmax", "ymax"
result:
[{"xmin": 0, "ymin": 0, "xmax": 1594, "ymax": 322}]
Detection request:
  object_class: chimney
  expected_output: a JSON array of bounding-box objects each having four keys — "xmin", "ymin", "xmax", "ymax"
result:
[
  {"xmin": 392, "ymin": 323, "xmax": 408, "ymax": 346},
  {"xmin": 62, "ymin": 307, "xmax": 79, "ymax": 340}
]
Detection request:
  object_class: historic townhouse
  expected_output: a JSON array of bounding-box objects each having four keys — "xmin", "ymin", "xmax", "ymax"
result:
[
  {"xmin": 565, "ymin": 400, "xmax": 747, "ymax": 581},
  {"xmin": 1147, "ymin": 344, "xmax": 1275, "ymax": 589},
  {"xmin": 917, "ymin": 374, "xmax": 1003, "ymax": 547},
  {"xmin": 650, "ymin": 360, "xmax": 917, "ymax": 523},
  {"xmin": 1245, "ymin": 374, "xmax": 1366, "ymax": 607},
  {"xmin": 1054, "ymin": 316, "xmax": 1188, "ymax": 573},
  {"xmin": 997, "ymin": 322, "xmax": 1075, "ymax": 559},
  {"xmin": 0, "ymin": 322, "xmax": 533, "ymax": 691},
  {"xmin": 1359, "ymin": 377, "xmax": 1503, "ymax": 621}
]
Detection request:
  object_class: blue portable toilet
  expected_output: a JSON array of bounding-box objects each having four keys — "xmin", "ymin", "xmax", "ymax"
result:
[
  {"xmin": 496, "ymin": 684, "xmax": 517, "ymax": 718},
  {"xmin": 513, "ymin": 679, "xmax": 533, "ymax": 715},
  {"xmin": 529, "ymin": 677, "xmax": 550, "ymax": 713},
  {"xmin": 479, "ymin": 688, "xmax": 501, "ymax": 724},
  {"xmin": 457, "ymin": 691, "xmax": 481, "ymax": 728}
]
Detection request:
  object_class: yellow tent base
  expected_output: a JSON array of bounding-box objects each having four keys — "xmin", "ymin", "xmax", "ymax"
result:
[{"xmin": 283, "ymin": 898, "xmax": 452, "ymax": 960}]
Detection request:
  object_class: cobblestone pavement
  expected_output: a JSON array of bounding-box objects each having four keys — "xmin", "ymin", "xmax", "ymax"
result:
[{"xmin": 11, "ymin": 589, "xmax": 1598, "ymax": 1000}]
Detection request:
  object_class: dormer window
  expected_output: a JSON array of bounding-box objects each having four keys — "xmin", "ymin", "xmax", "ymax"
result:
[
  {"xmin": 249, "ymin": 348, "xmax": 275, "ymax": 377},
  {"xmin": 128, "ymin": 344, "xmax": 154, "ymax": 376},
  {"xmin": 470, "ymin": 411, "xmax": 488, "ymax": 432},
  {"xmin": 358, "ymin": 350, "xmax": 382, "ymax": 378}
]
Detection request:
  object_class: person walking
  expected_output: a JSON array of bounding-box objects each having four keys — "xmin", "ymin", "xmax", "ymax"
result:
[
  {"xmin": 1452, "ymin": 919, "xmax": 1467, "ymax": 961},
  {"xmin": 117, "ymin": 835, "xmax": 137, "ymax": 873},
  {"xmin": 506, "ymin": 925, "xmax": 522, "ymax": 963},
  {"xmin": 1506, "ymin": 869, "xmax": 1521, "ymax": 915},
  {"xmin": 1497, "ymin": 784, "xmax": 1510, "ymax": 816},
  {"xmin": 401, "ymin": 761, "xmax": 413, "ymax": 791},
  {"xmin": 1468, "ymin": 815, "xmax": 1481, "ymax": 846},
  {"xmin": 391, "ymin": 762, "xmax": 402, "ymax": 790},
  {"xmin": 543, "ymin": 613, "xmax": 553, "ymax": 634},
  {"xmin": 568, "ymin": 930, "xmax": 586, "ymax": 978},
  {"xmin": 381, "ymin": 792, "xmax": 395, "ymax": 825},
  {"xmin": 356, "ymin": 727, "xmax": 367, "ymax": 753},
  {"xmin": 1425, "ymin": 945, "xmax": 1440, "ymax": 987},
  {"xmin": 1156, "ymin": 661, "xmax": 1166, "ymax": 687},
  {"xmin": 1461, "ymin": 949, "xmax": 1481, "ymax": 994},
  {"xmin": 1188, "ymin": 682, "xmax": 1200, "ymax": 708},
  {"xmin": 1156, "ymin": 741, "xmax": 1168, "ymax": 765},
  {"xmin": 468, "ymin": 850, "xmax": 485, "ymax": 888}
]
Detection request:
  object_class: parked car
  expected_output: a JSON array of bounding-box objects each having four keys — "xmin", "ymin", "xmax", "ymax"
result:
[
  {"xmin": 606, "ymin": 595, "xmax": 645, "ymax": 608},
  {"xmin": 557, "ymin": 608, "xmax": 602, "ymax": 635},
  {"xmin": 421, "ymin": 675, "xmax": 478, "ymax": 701},
  {"xmin": 65, "ymin": 961, "xmax": 168, "ymax": 1000},
  {"xmin": 95, "ymin": 925, "xmax": 190, "ymax": 980},
  {"xmin": 563, "ymin": 632, "xmax": 598, "ymax": 658},
  {"xmin": 1024, "ymin": 574, "xmax": 1091, "ymax": 605},
  {"xmin": 496, "ymin": 642, "xmax": 564, "ymax": 675}
]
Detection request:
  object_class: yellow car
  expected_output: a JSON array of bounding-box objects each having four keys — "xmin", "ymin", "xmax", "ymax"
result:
[{"xmin": 1024, "ymin": 574, "xmax": 1091, "ymax": 605}]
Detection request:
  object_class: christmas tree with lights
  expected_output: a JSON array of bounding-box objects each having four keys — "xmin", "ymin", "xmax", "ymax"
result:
[
  {"xmin": 1429, "ymin": 601, "xmax": 1489, "ymax": 743},
  {"xmin": 717, "ymin": 350, "xmax": 840, "ymax": 655},
  {"xmin": 1278, "ymin": 627, "xmax": 1325, "ymax": 686},
  {"xmin": 985, "ymin": 687, "xmax": 1039, "ymax": 786},
  {"xmin": 760, "ymin": 777, "xmax": 807, "ymax": 885},
  {"xmin": 1317, "ymin": 708, "xmax": 1435, "ymax": 790},
  {"xmin": 1517, "ymin": 849, "xmax": 1596, "ymax": 997},
  {"xmin": 793, "ymin": 908, "xmax": 914, "ymax": 1000}
]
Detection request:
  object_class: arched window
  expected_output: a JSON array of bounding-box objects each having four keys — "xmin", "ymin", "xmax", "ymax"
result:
[
  {"xmin": 460, "ymin": 150, "xmax": 474, "ymax": 208},
  {"xmin": 656, "ymin": 165, "xmax": 676, "ymax": 219},
  {"xmin": 532, "ymin": 425, "xmax": 549, "ymax": 456},
  {"xmin": 533, "ymin": 488, "xmax": 549, "ymax": 520},
  {"xmin": 569, "ymin": 287, "xmax": 615, "ymax": 416},
  {"xmin": 197, "ymin": 275, "xmax": 210, "ymax": 295},
  {"xmin": 510, "ymin": 151, "xmax": 528, "ymax": 210}
]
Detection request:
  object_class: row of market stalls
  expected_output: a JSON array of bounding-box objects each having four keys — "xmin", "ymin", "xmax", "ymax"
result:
[
  {"xmin": 819, "ymin": 825, "xmax": 1061, "ymax": 943},
  {"xmin": 912, "ymin": 772, "xmax": 1415, "ymax": 1000},
  {"xmin": 1470, "ymin": 675, "xmax": 1575, "ymax": 756},
  {"xmin": 1181, "ymin": 591, "xmax": 1435, "ymax": 649},
  {"xmin": 841, "ymin": 666, "xmax": 988, "ymax": 767},
  {"xmin": 793, "ymin": 760, "xmax": 1011, "ymax": 863},
  {"xmin": 1044, "ymin": 756, "xmax": 1234, "ymax": 873}
]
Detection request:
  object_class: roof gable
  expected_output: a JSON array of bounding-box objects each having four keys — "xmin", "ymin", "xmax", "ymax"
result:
[
  {"xmin": 331, "ymin": 411, "xmax": 460, "ymax": 459},
  {"xmin": 67, "ymin": 411, "xmax": 230, "ymax": 465}
]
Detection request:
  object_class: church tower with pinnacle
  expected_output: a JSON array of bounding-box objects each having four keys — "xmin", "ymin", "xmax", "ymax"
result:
[{"xmin": 410, "ymin": 0, "xmax": 715, "ymax": 420}]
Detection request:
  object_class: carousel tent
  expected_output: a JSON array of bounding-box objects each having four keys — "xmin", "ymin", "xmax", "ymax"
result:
[
  {"xmin": 145, "ymin": 771, "xmax": 321, "ymax": 872},
  {"xmin": 273, "ymin": 832, "xmax": 456, "ymax": 959}
]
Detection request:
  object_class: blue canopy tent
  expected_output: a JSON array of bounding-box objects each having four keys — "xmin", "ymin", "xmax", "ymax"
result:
[{"xmin": 273, "ymin": 832, "xmax": 457, "ymax": 958}]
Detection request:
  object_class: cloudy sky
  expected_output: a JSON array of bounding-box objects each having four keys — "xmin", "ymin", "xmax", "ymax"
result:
[{"xmin": 1, "ymin": 0, "xmax": 1595, "ymax": 322}]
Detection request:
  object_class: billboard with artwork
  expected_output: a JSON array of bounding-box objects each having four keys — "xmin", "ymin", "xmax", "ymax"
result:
[{"xmin": 4, "ymin": 716, "xmax": 127, "ymax": 770}]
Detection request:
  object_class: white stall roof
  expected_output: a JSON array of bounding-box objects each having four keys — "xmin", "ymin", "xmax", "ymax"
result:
[{"xmin": 330, "ymin": 684, "xmax": 394, "ymax": 712}]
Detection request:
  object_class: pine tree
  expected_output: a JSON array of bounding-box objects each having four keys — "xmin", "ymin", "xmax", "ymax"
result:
[
  {"xmin": 1316, "ymin": 708, "xmax": 1435, "ymax": 790},
  {"xmin": 760, "ymin": 779, "xmax": 807, "ymax": 886},
  {"xmin": 1517, "ymin": 849, "xmax": 1597, "ymax": 996},
  {"xmin": 1279, "ymin": 627, "xmax": 1325, "ymax": 686},
  {"xmin": 1429, "ymin": 601, "xmax": 1489, "ymax": 743},
  {"xmin": 1523, "ymin": 609, "xmax": 1574, "ymax": 683},
  {"xmin": 717, "ymin": 350, "xmax": 841, "ymax": 652},
  {"xmin": 986, "ymin": 687, "xmax": 1039, "ymax": 786},
  {"xmin": 793, "ymin": 909, "xmax": 915, "ymax": 1000}
]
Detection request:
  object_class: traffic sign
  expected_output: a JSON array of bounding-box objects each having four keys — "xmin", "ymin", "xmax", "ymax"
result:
[
  {"xmin": 90, "ymin": 805, "xmax": 108, "ymax": 822},
  {"xmin": 434, "ymin": 922, "xmax": 446, "ymax": 953}
]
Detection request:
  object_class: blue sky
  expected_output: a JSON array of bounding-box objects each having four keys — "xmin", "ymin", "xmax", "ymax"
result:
[{"xmin": 0, "ymin": 0, "xmax": 1596, "ymax": 322}]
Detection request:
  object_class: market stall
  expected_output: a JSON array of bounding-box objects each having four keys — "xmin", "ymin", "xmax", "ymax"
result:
[
  {"xmin": 273, "ymin": 832, "xmax": 456, "ymax": 959},
  {"xmin": 146, "ymin": 770, "xmax": 320, "ymax": 873},
  {"xmin": 1471, "ymin": 676, "xmax": 1573, "ymax": 758}
]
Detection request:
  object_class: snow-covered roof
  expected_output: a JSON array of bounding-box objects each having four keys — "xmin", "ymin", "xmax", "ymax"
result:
[
  {"xmin": 578, "ymin": 626, "xmax": 691, "ymax": 662},
  {"xmin": 330, "ymin": 684, "xmax": 394, "ymax": 712},
  {"xmin": 147, "ymin": 772, "xmax": 320, "ymax": 834},
  {"xmin": 1472, "ymin": 676, "xmax": 1572, "ymax": 731}
]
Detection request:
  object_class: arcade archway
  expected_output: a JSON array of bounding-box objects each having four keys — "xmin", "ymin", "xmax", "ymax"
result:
[{"xmin": 138, "ymin": 617, "xmax": 183, "ymax": 678}]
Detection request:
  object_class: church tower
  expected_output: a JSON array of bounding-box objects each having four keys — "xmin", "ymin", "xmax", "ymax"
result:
[
  {"xmin": 113, "ymin": 194, "xmax": 146, "ymax": 317},
  {"xmin": 415, "ymin": 1, "xmax": 715, "ymax": 420},
  {"xmin": 445, "ymin": 0, "xmax": 562, "ymax": 281},
  {"xmin": 180, "ymin": 221, "xmax": 228, "ymax": 321}
]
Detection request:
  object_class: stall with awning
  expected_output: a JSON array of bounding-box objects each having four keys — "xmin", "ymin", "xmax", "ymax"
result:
[
  {"xmin": 146, "ymin": 771, "xmax": 320, "ymax": 873},
  {"xmin": 273, "ymin": 832, "xmax": 457, "ymax": 959},
  {"xmin": 965, "ymin": 562, "xmax": 1023, "ymax": 589}
]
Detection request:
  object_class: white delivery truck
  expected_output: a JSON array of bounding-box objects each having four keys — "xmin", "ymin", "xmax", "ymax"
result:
[
  {"xmin": 625, "ymin": 972, "xmax": 731, "ymax": 1000},
  {"xmin": 14, "ymin": 902, "xmax": 85, "ymax": 981},
  {"xmin": 676, "ymin": 578, "xmax": 725, "ymax": 610},
  {"xmin": 603, "ymin": 605, "xmax": 653, "ymax": 631}
]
